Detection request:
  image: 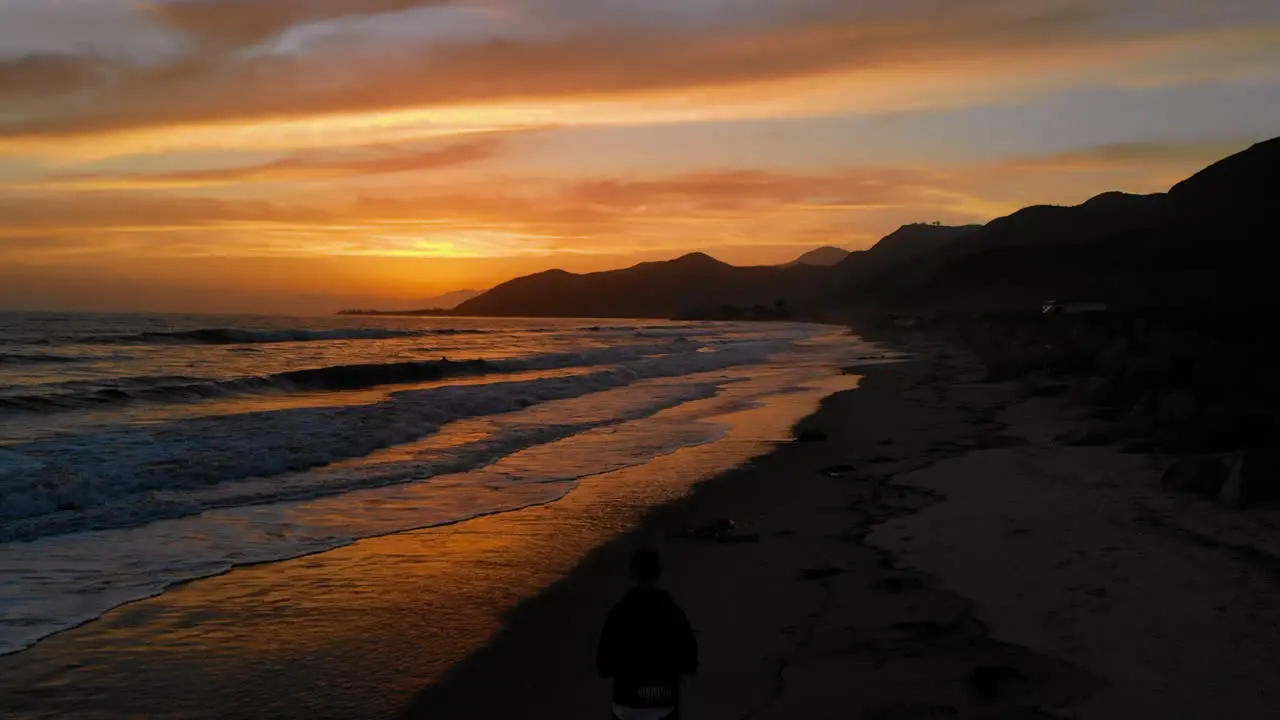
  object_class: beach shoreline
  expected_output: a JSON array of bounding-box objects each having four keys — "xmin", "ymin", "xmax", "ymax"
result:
[
  {"xmin": 0, "ymin": 350, "xmax": 867, "ymax": 719},
  {"xmin": 397, "ymin": 329, "xmax": 1280, "ymax": 720},
  {"xmin": 395, "ymin": 345, "xmax": 1099, "ymax": 719},
  {"xmin": 6, "ymin": 329, "xmax": 1278, "ymax": 719}
]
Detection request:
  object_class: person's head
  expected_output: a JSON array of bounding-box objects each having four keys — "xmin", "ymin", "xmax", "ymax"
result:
[{"xmin": 629, "ymin": 547, "xmax": 662, "ymax": 586}]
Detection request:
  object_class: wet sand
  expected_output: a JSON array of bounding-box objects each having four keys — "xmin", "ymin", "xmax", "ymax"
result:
[
  {"xmin": 8, "ymin": 340, "xmax": 1277, "ymax": 719},
  {"xmin": 0, "ymin": 369, "xmax": 861, "ymax": 719},
  {"xmin": 397, "ymin": 349, "xmax": 1097, "ymax": 720}
]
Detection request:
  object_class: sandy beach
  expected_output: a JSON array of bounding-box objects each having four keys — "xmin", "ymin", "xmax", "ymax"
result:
[
  {"xmin": 400, "ymin": 336, "xmax": 1280, "ymax": 719},
  {"xmin": 4, "ymin": 338, "xmax": 1279, "ymax": 719}
]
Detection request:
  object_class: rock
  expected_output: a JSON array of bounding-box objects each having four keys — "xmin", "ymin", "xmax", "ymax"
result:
[
  {"xmin": 976, "ymin": 434, "xmax": 1032, "ymax": 449},
  {"xmin": 861, "ymin": 702, "xmax": 958, "ymax": 719},
  {"xmin": 1160, "ymin": 455, "xmax": 1229, "ymax": 498},
  {"xmin": 969, "ymin": 665, "xmax": 1025, "ymax": 700},
  {"xmin": 1027, "ymin": 380, "xmax": 1070, "ymax": 398},
  {"xmin": 1217, "ymin": 448, "xmax": 1277, "ymax": 509},
  {"xmin": 870, "ymin": 575, "xmax": 924, "ymax": 594},
  {"xmin": 1117, "ymin": 400, "xmax": 1156, "ymax": 438},
  {"xmin": 1156, "ymin": 391, "xmax": 1199, "ymax": 427},
  {"xmin": 1056, "ymin": 423, "xmax": 1122, "ymax": 446},
  {"xmin": 678, "ymin": 518, "xmax": 759, "ymax": 543},
  {"xmin": 1121, "ymin": 439, "xmax": 1156, "ymax": 454},
  {"xmin": 800, "ymin": 566, "xmax": 844, "ymax": 581},
  {"xmin": 1201, "ymin": 403, "xmax": 1248, "ymax": 451},
  {"xmin": 794, "ymin": 429, "xmax": 828, "ymax": 442},
  {"xmin": 1083, "ymin": 375, "xmax": 1115, "ymax": 405}
]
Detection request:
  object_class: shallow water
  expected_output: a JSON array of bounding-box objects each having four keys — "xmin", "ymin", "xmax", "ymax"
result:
[
  {"xmin": 0, "ymin": 313, "xmax": 871, "ymax": 657},
  {"xmin": 0, "ymin": 363, "xmax": 863, "ymax": 720}
]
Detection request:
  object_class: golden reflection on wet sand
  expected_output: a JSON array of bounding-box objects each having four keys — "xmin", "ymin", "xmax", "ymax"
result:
[{"xmin": 0, "ymin": 374, "xmax": 858, "ymax": 720}]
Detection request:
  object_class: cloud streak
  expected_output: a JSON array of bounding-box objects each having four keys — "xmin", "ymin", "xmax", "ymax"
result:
[
  {"xmin": 40, "ymin": 134, "xmax": 513, "ymax": 189},
  {"xmin": 6, "ymin": 140, "xmax": 1216, "ymax": 250},
  {"xmin": 144, "ymin": 0, "xmax": 451, "ymax": 48},
  {"xmin": 3, "ymin": 1, "xmax": 1276, "ymax": 144}
]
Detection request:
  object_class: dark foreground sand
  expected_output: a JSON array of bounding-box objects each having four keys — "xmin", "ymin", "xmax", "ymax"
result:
[
  {"xmin": 402, "ymin": 340, "xmax": 1280, "ymax": 719},
  {"xmin": 396, "ymin": 352, "xmax": 1099, "ymax": 720},
  {"xmin": 6, "ymin": 342, "xmax": 1279, "ymax": 719}
]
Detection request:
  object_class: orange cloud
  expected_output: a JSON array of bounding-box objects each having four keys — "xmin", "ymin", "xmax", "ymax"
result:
[
  {"xmin": 144, "ymin": 0, "xmax": 450, "ymax": 48},
  {"xmin": 0, "ymin": 138, "xmax": 1249, "ymax": 265},
  {"xmin": 42, "ymin": 133, "xmax": 513, "ymax": 189},
  {"xmin": 0, "ymin": 164, "xmax": 977, "ymax": 246},
  {"xmin": 998, "ymin": 139, "xmax": 1261, "ymax": 172},
  {"xmin": 0, "ymin": 53, "xmax": 107, "ymax": 98},
  {"xmin": 5, "ymin": 1, "xmax": 1274, "ymax": 145}
]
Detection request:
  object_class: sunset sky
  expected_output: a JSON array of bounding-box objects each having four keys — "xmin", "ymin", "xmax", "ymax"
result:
[{"xmin": 2, "ymin": 0, "xmax": 1278, "ymax": 313}]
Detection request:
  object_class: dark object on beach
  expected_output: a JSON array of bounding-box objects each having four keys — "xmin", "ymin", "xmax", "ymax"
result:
[
  {"xmin": 678, "ymin": 518, "xmax": 759, "ymax": 543},
  {"xmin": 1121, "ymin": 438, "xmax": 1156, "ymax": 454},
  {"xmin": 1218, "ymin": 447, "xmax": 1278, "ymax": 509},
  {"xmin": 871, "ymin": 575, "xmax": 924, "ymax": 594},
  {"xmin": 800, "ymin": 566, "xmax": 844, "ymax": 581},
  {"xmin": 861, "ymin": 702, "xmax": 959, "ymax": 719},
  {"xmin": 969, "ymin": 665, "xmax": 1025, "ymax": 700},
  {"xmin": 1028, "ymin": 381, "xmax": 1070, "ymax": 398},
  {"xmin": 597, "ymin": 549, "xmax": 698, "ymax": 719},
  {"xmin": 1056, "ymin": 423, "xmax": 1121, "ymax": 447},
  {"xmin": 976, "ymin": 434, "xmax": 1033, "ymax": 449},
  {"xmin": 795, "ymin": 429, "xmax": 828, "ymax": 442},
  {"xmin": 1160, "ymin": 455, "xmax": 1229, "ymax": 498}
]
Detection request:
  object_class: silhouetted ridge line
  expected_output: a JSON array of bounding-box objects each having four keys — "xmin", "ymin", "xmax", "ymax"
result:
[{"xmin": 452, "ymin": 136, "xmax": 1276, "ymax": 319}]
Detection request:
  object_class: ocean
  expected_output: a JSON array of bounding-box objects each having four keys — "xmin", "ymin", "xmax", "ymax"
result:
[{"xmin": 0, "ymin": 312, "xmax": 875, "ymax": 658}]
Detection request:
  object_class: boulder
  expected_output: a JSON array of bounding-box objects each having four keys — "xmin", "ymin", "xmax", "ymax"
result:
[
  {"xmin": 1200, "ymin": 403, "xmax": 1248, "ymax": 451},
  {"xmin": 795, "ymin": 429, "xmax": 828, "ymax": 442},
  {"xmin": 1071, "ymin": 375, "xmax": 1115, "ymax": 407},
  {"xmin": 1116, "ymin": 400, "xmax": 1156, "ymax": 439},
  {"xmin": 1156, "ymin": 391, "xmax": 1199, "ymax": 427},
  {"xmin": 1217, "ymin": 448, "xmax": 1278, "ymax": 509},
  {"xmin": 678, "ymin": 518, "xmax": 759, "ymax": 543},
  {"xmin": 1160, "ymin": 455, "xmax": 1229, "ymax": 498},
  {"xmin": 1057, "ymin": 422, "xmax": 1123, "ymax": 446}
]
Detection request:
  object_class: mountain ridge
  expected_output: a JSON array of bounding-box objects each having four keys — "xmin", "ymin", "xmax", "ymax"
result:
[
  {"xmin": 453, "ymin": 137, "xmax": 1273, "ymax": 318},
  {"xmin": 783, "ymin": 246, "xmax": 850, "ymax": 267}
]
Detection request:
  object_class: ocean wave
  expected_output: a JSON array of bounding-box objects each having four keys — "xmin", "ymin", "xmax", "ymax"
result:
[
  {"xmin": 0, "ymin": 380, "xmax": 733, "ymax": 656},
  {"xmin": 0, "ymin": 338, "xmax": 785, "ymax": 542},
  {"xmin": 96, "ymin": 326, "xmax": 489, "ymax": 345},
  {"xmin": 0, "ymin": 359, "xmax": 494, "ymax": 413},
  {"xmin": 0, "ymin": 340, "xmax": 702, "ymax": 414},
  {"xmin": 0, "ymin": 353, "xmax": 88, "ymax": 366}
]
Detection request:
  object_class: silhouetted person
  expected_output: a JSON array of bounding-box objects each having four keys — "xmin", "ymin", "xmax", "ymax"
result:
[{"xmin": 597, "ymin": 548, "xmax": 697, "ymax": 719}]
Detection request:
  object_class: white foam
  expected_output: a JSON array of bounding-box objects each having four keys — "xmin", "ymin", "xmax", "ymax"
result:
[
  {"xmin": 0, "ymin": 321, "xmax": 871, "ymax": 656},
  {"xmin": 0, "ymin": 337, "xmax": 789, "ymax": 540}
]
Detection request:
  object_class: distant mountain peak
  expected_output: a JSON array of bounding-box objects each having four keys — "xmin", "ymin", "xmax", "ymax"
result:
[
  {"xmin": 451, "ymin": 133, "xmax": 1276, "ymax": 319},
  {"xmin": 866, "ymin": 223, "xmax": 982, "ymax": 255},
  {"xmin": 671, "ymin": 251, "xmax": 725, "ymax": 266},
  {"xmin": 783, "ymin": 246, "xmax": 850, "ymax": 267},
  {"xmin": 1080, "ymin": 190, "xmax": 1163, "ymax": 209},
  {"xmin": 412, "ymin": 288, "xmax": 485, "ymax": 310}
]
